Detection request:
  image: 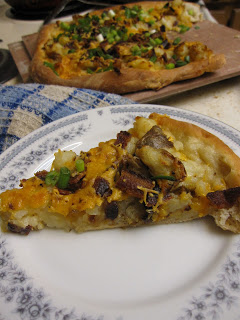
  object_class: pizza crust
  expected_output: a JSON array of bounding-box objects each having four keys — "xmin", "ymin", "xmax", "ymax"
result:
[
  {"xmin": 31, "ymin": 42, "xmax": 225, "ymax": 94},
  {"xmin": 150, "ymin": 113, "xmax": 240, "ymax": 187},
  {"xmin": 30, "ymin": 1, "xmax": 225, "ymax": 94}
]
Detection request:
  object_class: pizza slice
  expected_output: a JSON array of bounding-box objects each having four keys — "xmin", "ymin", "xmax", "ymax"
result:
[
  {"xmin": 1, "ymin": 113, "xmax": 240, "ymax": 235},
  {"xmin": 30, "ymin": 0, "xmax": 225, "ymax": 94}
]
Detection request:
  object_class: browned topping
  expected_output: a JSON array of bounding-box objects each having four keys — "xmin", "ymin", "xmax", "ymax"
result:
[
  {"xmin": 35, "ymin": 170, "xmax": 49, "ymax": 181},
  {"xmin": 8, "ymin": 203, "xmax": 14, "ymax": 210},
  {"xmin": 88, "ymin": 215, "xmax": 96, "ymax": 223},
  {"xmin": 146, "ymin": 186, "xmax": 160, "ymax": 207},
  {"xmin": 116, "ymin": 169, "xmax": 154, "ymax": 199},
  {"xmin": 120, "ymin": 155, "xmax": 151, "ymax": 178},
  {"xmin": 136, "ymin": 125, "xmax": 173, "ymax": 149},
  {"xmin": 207, "ymin": 187, "xmax": 240, "ymax": 209},
  {"xmin": 105, "ymin": 201, "xmax": 119, "ymax": 220},
  {"xmin": 93, "ymin": 177, "xmax": 112, "ymax": 197},
  {"xmin": 8, "ymin": 223, "xmax": 32, "ymax": 235},
  {"xmin": 114, "ymin": 131, "xmax": 131, "ymax": 149},
  {"xmin": 46, "ymin": 51, "xmax": 62, "ymax": 61},
  {"xmin": 58, "ymin": 189, "xmax": 72, "ymax": 195},
  {"xmin": 67, "ymin": 172, "xmax": 86, "ymax": 192}
]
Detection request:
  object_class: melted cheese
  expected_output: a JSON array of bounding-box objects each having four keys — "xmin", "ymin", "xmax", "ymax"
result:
[{"xmin": 42, "ymin": 0, "xmax": 202, "ymax": 78}]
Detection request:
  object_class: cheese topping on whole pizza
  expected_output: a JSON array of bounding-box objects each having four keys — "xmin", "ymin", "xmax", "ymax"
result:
[{"xmin": 42, "ymin": 0, "xmax": 203, "ymax": 78}]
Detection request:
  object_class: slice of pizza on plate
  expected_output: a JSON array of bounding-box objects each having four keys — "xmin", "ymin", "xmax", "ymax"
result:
[
  {"xmin": 30, "ymin": 0, "xmax": 225, "ymax": 94},
  {"xmin": 1, "ymin": 113, "xmax": 240, "ymax": 235}
]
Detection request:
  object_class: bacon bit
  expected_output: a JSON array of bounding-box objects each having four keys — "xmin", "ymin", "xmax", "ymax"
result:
[
  {"xmin": 116, "ymin": 169, "xmax": 154, "ymax": 199},
  {"xmin": 35, "ymin": 170, "xmax": 49, "ymax": 181},
  {"xmin": 146, "ymin": 187, "xmax": 161, "ymax": 207},
  {"xmin": 105, "ymin": 201, "xmax": 119, "ymax": 220},
  {"xmin": 88, "ymin": 215, "xmax": 96, "ymax": 223},
  {"xmin": 58, "ymin": 189, "xmax": 72, "ymax": 195},
  {"xmin": 114, "ymin": 131, "xmax": 131, "ymax": 149},
  {"xmin": 8, "ymin": 223, "xmax": 32, "ymax": 235},
  {"xmin": 93, "ymin": 177, "xmax": 112, "ymax": 197},
  {"xmin": 113, "ymin": 59, "xmax": 122, "ymax": 74},
  {"xmin": 8, "ymin": 203, "xmax": 14, "ymax": 210},
  {"xmin": 19, "ymin": 179, "xmax": 27, "ymax": 187},
  {"xmin": 69, "ymin": 172, "xmax": 85, "ymax": 185},
  {"xmin": 67, "ymin": 41, "xmax": 77, "ymax": 50},
  {"xmin": 207, "ymin": 187, "xmax": 240, "ymax": 209},
  {"xmin": 63, "ymin": 172, "xmax": 86, "ymax": 193},
  {"xmin": 151, "ymin": 32, "xmax": 162, "ymax": 39}
]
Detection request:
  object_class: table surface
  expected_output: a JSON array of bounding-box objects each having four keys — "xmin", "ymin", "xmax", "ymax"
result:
[{"xmin": 1, "ymin": 1, "xmax": 240, "ymax": 135}]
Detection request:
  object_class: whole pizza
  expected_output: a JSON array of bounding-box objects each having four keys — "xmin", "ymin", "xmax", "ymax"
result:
[{"xmin": 30, "ymin": 0, "xmax": 226, "ymax": 93}]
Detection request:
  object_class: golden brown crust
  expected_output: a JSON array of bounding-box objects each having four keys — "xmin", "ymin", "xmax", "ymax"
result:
[
  {"xmin": 30, "ymin": 1, "xmax": 225, "ymax": 94},
  {"xmin": 150, "ymin": 113, "xmax": 240, "ymax": 187},
  {"xmin": 31, "ymin": 45, "xmax": 225, "ymax": 94}
]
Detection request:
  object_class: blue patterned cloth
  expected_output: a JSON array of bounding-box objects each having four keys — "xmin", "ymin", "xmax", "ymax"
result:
[{"xmin": 0, "ymin": 84, "xmax": 135, "ymax": 154}]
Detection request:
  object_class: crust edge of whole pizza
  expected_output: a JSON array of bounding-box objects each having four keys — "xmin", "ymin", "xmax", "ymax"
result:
[{"xmin": 30, "ymin": 1, "xmax": 226, "ymax": 94}]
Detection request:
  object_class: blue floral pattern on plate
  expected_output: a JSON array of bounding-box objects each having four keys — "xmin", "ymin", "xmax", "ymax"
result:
[{"xmin": 0, "ymin": 103, "xmax": 240, "ymax": 320}]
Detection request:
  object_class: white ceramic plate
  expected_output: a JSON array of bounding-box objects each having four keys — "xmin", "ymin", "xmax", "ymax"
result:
[{"xmin": 1, "ymin": 104, "xmax": 240, "ymax": 320}]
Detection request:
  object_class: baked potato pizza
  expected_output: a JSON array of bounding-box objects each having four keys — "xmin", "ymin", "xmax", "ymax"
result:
[
  {"xmin": 30, "ymin": 0, "xmax": 226, "ymax": 93},
  {"xmin": 1, "ymin": 113, "xmax": 240, "ymax": 235}
]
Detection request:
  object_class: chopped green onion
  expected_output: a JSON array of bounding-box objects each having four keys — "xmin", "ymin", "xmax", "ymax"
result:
[
  {"xmin": 115, "ymin": 35, "xmax": 121, "ymax": 42},
  {"xmin": 131, "ymin": 45, "xmax": 142, "ymax": 56},
  {"xmin": 103, "ymin": 62, "xmax": 114, "ymax": 72},
  {"xmin": 55, "ymin": 33, "xmax": 64, "ymax": 41},
  {"xmin": 149, "ymin": 38, "xmax": 156, "ymax": 46},
  {"xmin": 45, "ymin": 171, "xmax": 60, "ymax": 186},
  {"xmin": 125, "ymin": 5, "xmax": 141, "ymax": 18},
  {"xmin": 148, "ymin": 19, "xmax": 155, "ymax": 26},
  {"xmin": 122, "ymin": 33, "xmax": 129, "ymax": 41},
  {"xmin": 173, "ymin": 37, "xmax": 181, "ymax": 45},
  {"xmin": 88, "ymin": 47, "xmax": 113, "ymax": 60},
  {"xmin": 155, "ymin": 38, "xmax": 163, "ymax": 45},
  {"xmin": 176, "ymin": 60, "xmax": 187, "ymax": 67},
  {"xmin": 101, "ymin": 12, "xmax": 107, "ymax": 19},
  {"xmin": 87, "ymin": 68, "xmax": 94, "ymax": 74},
  {"xmin": 57, "ymin": 167, "xmax": 71, "ymax": 189},
  {"xmin": 151, "ymin": 175, "xmax": 176, "ymax": 181},
  {"xmin": 150, "ymin": 55, "xmax": 157, "ymax": 63},
  {"xmin": 43, "ymin": 61, "xmax": 59, "ymax": 76},
  {"xmin": 78, "ymin": 16, "xmax": 91, "ymax": 33},
  {"xmin": 76, "ymin": 159, "xmax": 85, "ymax": 172},
  {"xmin": 194, "ymin": 25, "xmax": 200, "ymax": 30},
  {"xmin": 91, "ymin": 15, "xmax": 100, "ymax": 22},
  {"xmin": 165, "ymin": 63, "xmax": 175, "ymax": 69},
  {"xmin": 185, "ymin": 55, "xmax": 190, "ymax": 63},
  {"xmin": 188, "ymin": 9, "xmax": 194, "ymax": 16},
  {"xmin": 179, "ymin": 24, "xmax": 190, "ymax": 33},
  {"xmin": 68, "ymin": 49, "xmax": 76, "ymax": 54},
  {"xmin": 72, "ymin": 34, "xmax": 81, "ymax": 41},
  {"xmin": 60, "ymin": 22, "xmax": 71, "ymax": 31}
]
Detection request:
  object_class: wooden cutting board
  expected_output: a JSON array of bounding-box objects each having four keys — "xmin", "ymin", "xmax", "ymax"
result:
[{"xmin": 8, "ymin": 20, "xmax": 240, "ymax": 102}]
